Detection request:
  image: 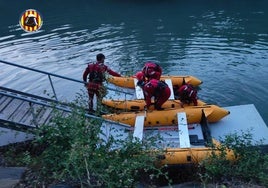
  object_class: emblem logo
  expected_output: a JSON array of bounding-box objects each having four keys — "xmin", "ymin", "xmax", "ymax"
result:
[{"xmin": 19, "ymin": 9, "xmax": 43, "ymax": 32}]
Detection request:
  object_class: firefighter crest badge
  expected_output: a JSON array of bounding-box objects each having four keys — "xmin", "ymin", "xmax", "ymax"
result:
[{"xmin": 19, "ymin": 9, "xmax": 43, "ymax": 32}]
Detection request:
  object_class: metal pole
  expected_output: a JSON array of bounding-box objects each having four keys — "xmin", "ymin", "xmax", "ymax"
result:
[{"xmin": 48, "ymin": 74, "xmax": 58, "ymax": 101}]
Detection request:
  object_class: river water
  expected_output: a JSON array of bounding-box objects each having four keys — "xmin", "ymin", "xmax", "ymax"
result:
[{"xmin": 0, "ymin": 0, "xmax": 267, "ymax": 125}]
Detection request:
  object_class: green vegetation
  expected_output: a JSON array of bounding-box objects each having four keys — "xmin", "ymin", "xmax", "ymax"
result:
[
  {"xmin": 13, "ymin": 104, "xmax": 169, "ymax": 187},
  {"xmin": 199, "ymin": 130, "xmax": 268, "ymax": 187},
  {"xmin": 1, "ymin": 93, "xmax": 267, "ymax": 187}
]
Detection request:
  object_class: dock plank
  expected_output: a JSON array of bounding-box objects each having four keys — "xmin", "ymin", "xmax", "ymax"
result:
[
  {"xmin": 42, "ymin": 110, "xmax": 69, "ymax": 126},
  {"xmin": 0, "ymin": 96, "xmax": 13, "ymax": 112},
  {"xmin": 19, "ymin": 103, "xmax": 44, "ymax": 127},
  {"xmin": 0, "ymin": 99, "xmax": 24, "ymax": 120},
  {"xmin": 0, "ymin": 95, "xmax": 7, "ymax": 104},
  {"xmin": 18, "ymin": 108, "xmax": 34, "ymax": 127},
  {"xmin": 7, "ymin": 101, "xmax": 30, "ymax": 123},
  {"xmin": 36, "ymin": 106, "xmax": 54, "ymax": 125},
  {"xmin": 0, "ymin": 88, "xmax": 100, "ymax": 132}
]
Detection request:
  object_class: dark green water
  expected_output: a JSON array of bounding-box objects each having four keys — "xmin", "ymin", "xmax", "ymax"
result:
[{"xmin": 0, "ymin": 0, "xmax": 267, "ymax": 125}]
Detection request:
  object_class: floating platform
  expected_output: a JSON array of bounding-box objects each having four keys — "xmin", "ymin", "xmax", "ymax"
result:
[
  {"xmin": 101, "ymin": 104, "xmax": 268, "ymax": 165},
  {"xmin": 1, "ymin": 104, "xmax": 267, "ymax": 153},
  {"xmin": 210, "ymin": 104, "xmax": 268, "ymax": 145}
]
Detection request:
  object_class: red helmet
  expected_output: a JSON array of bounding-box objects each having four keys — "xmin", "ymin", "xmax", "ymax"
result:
[
  {"xmin": 178, "ymin": 84, "xmax": 196, "ymax": 97},
  {"xmin": 135, "ymin": 71, "xmax": 145, "ymax": 81},
  {"xmin": 142, "ymin": 61, "xmax": 162, "ymax": 78},
  {"xmin": 144, "ymin": 61, "xmax": 156, "ymax": 67}
]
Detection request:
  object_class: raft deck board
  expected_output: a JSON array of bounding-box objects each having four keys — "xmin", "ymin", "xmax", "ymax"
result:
[
  {"xmin": 133, "ymin": 115, "xmax": 145, "ymax": 141},
  {"xmin": 134, "ymin": 78, "xmax": 144, "ymax": 99},
  {"xmin": 165, "ymin": 79, "xmax": 175, "ymax": 100},
  {"xmin": 178, "ymin": 112, "xmax": 190, "ymax": 148}
]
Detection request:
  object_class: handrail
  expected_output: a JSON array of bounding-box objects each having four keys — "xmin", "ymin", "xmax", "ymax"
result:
[
  {"xmin": 0, "ymin": 89, "xmax": 132, "ymax": 129},
  {"xmin": 0, "ymin": 86, "xmax": 69, "ymax": 106},
  {"xmin": 0, "ymin": 60, "xmax": 132, "ymax": 101}
]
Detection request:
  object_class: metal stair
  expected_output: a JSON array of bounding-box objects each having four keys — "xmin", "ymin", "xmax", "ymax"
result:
[
  {"xmin": 0, "ymin": 86, "xmax": 75, "ymax": 132},
  {"xmin": 0, "ymin": 60, "xmax": 132, "ymax": 132}
]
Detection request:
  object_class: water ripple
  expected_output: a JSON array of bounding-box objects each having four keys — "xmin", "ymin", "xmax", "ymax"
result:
[{"xmin": 0, "ymin": 1, "xmax": 267, "ymax": 124}]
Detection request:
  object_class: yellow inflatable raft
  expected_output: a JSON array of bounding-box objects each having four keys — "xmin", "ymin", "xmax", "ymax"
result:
[
  {"xmin": 102, "ymin": 105, "xmax": 230, "ymax": 127},
  {"xmin": 102, "ymin": 99, "xmax": 207, "ymax": 111},
  {"xmin": 158, "ymin": 139, "xmax": 235, "ymax": 165},
  {"xmin": 107, "ymin": 75, "xmax": 202, "ymax": 88}
]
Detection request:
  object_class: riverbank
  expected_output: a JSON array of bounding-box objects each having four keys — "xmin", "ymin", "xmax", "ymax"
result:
[
  {"xmin": 0, "ymin": 104, "xmax": 267, "ymax": 187},
  {"xmin": 0, "ymin": 141, "xmax": 266, "ymax": 188}
]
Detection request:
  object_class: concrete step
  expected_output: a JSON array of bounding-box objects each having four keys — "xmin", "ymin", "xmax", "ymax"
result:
[{"xmin": 0, "ymin": 167, "xmax": 26, "ymax": 188}]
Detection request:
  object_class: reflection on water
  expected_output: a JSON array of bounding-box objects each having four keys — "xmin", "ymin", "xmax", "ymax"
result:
[{"xmin": 0, "ymin": 0, "xmax": 267, "ymax": 124}]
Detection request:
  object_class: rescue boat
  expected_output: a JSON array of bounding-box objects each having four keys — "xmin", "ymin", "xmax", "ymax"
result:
[
  {"xmin": 102, "ymin": 105, "xmax": 230, "ymax": 127},
  {"xmin": 107, "ymin": 75, "xmax": 202, "ymax": 89},
  {"xmin": 102, "ymin": 99, "xmax": 207, "ymax": 111},
  {"xmin": 125, "ymin": 111, "xmax": 234, "ymax": 165}
]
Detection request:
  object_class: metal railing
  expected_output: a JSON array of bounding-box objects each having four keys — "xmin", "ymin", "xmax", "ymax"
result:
[
  {"xmin": 0, "ymin": 60, "xmax": 132, "ymax": 101},
  {"xmin": 0, "ymin": 86, "xmax": 131, "ymax": 131}
]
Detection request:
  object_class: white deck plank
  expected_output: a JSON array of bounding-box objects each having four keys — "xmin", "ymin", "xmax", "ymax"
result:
[
  {"xmin": 177, "ymin": 112, "xmax": 190, "ymax": 148},
  {"xmin": 134, "ymin": 78, "xmax": 144, "ymax": 99},
  {"xmin": 165, "ymin": 79, "xmax": 175, "ymax": 100},
  {"xmin": 133, "ymin": 115, "xmax": 145, "ymax": 141}
]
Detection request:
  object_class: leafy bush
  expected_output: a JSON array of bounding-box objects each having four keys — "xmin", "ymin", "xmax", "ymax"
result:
[
  {"xmin": 199, "ymin": 130, "xmax": 268, "ymax": 186},
  {"xmin": 24, "ymin": 103, "xmax": 168, "ymax": 187}
]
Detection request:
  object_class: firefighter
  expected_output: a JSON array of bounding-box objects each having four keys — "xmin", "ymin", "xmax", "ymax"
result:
[
  {"xmin": 177, "ymin": 83, "xmax": 198, "ymax": 107},
  {"xmin": 136, "ymin": 71, "xmax": 170, "ymax": 110},
  {"xmin": 83, "ymin": 53, "xmax": 121, "ymax": 112}
]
